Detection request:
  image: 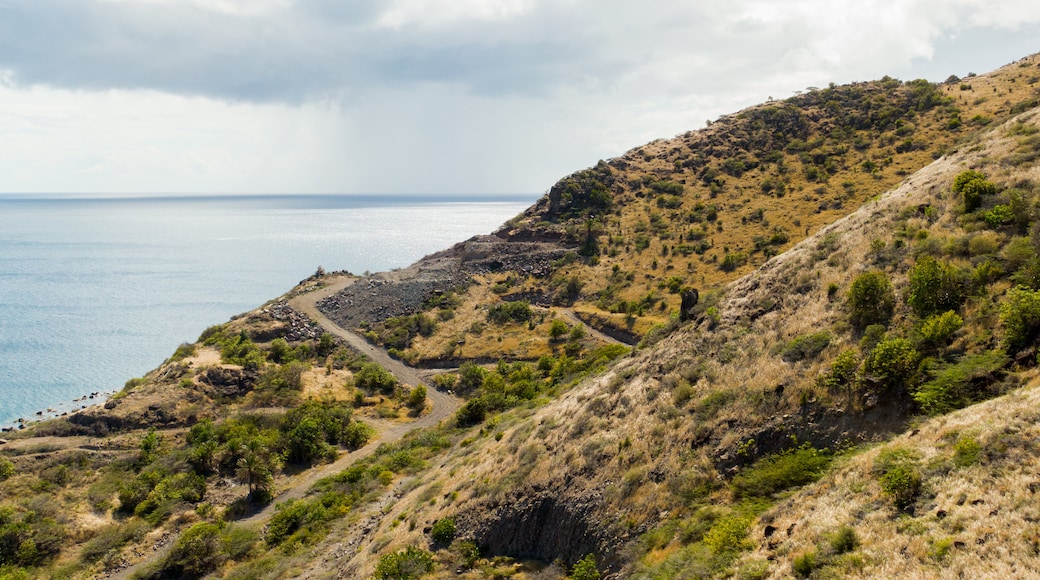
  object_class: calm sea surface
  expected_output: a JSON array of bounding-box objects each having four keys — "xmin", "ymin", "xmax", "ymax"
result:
[{"xmin": 0, "ymin": 194, "xmax": 534, "ymax": 426}]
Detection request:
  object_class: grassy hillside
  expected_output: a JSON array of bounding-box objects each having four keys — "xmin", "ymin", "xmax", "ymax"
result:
[
  {"xmin": 377, "ymin": 53, "xmax": 1040, "ymax": 363},
  {"xmin": 0, "ymin": 54, "xmax": 1038, "ymax": 580}
]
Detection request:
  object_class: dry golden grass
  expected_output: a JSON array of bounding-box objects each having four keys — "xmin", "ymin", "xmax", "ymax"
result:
[
  {"xmin": 313, "ymin": 67, "xmax": 1040, "ymax": 577},
  {"xmin": 422, "ymin": 53, "xmax": 1040, "ymax": 361},
  {"xmin": 745, "ymin": 371, "xmax": 1040, "ymax": 579}
]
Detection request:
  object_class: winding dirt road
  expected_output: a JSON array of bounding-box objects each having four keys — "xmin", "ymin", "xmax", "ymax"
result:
[{"xmin": 106, "ymin": 275, "xmax": 462, "ymax": 579}]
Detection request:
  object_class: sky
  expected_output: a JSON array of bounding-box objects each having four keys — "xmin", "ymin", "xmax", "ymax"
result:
[{"xmin": 0, "ymin": 0, "xmax": 1038, "ymax": 196}]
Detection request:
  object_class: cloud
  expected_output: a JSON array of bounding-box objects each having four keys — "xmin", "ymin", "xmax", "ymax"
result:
[{"xmin": 0, "ymin": 0, "xmax": 1038, "ymax": 194}]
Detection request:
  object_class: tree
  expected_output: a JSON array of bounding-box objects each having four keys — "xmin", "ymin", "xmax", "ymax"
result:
[
  {"xmin": 236, "ymin": 440, "xmax": 276, "ymax": 502},
  {"xmin": 1000, "ymin": 285, "xmax": 1040, "ymax": 353},
  {"xmin": 952, "ymin": 169, "xmax": 996, "ymax": 212},
  {"xmin": 571, "ymin": 553, "xmax": 601, "ymax": 580},
  {"xmin": 907, "ymin": 256, "xmax": 966, "ymax": 318},
  {"xmin": 354, "ymin": 362, "xmax": 398, "ymax": 394},
  {"xmin": 847, "ymin": 271, "xmax": 896, "ymax": 330},
  {"xmin": 863, "ymin": 337, "xmax": 919, "ymax": 395},
  {"xmin": 407, "ymin": 385, "xmax": 427, "ymax": 411},
  {"xmin": 549, "ymin": 319, "xmax": 569, "ymax": 342}
]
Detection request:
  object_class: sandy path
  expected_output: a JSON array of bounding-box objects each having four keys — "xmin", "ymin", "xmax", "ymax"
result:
[
  {"xmin": 105, "ymin": 275, "xmax": 463, "ymax": 579},
  {"xmin": 556, "ymin": 308, "xmax": 628, "ymax": 346}
]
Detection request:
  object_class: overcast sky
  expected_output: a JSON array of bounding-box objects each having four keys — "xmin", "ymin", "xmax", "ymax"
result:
[{"xmin": 1, "ymin": 1, "xmax": 1038, "ymax": 196}]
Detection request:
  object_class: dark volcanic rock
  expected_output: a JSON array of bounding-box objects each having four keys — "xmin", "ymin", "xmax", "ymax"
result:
[
  {"xmin": 318, "ymin": 235, "xmax": 572, "ymax": 328},
  {"xmin": 457, "ymin": 488, "xmax": 622, "ymax": 576}
]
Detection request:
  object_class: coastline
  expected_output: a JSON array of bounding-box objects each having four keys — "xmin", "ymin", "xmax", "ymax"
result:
[
  {"xmin": 0, "ymin": 195, "xmax": 534, "ymax": 430},
  {"xmin": 2, "ymin": 389, "xmax": 118, "ymax": 432}
]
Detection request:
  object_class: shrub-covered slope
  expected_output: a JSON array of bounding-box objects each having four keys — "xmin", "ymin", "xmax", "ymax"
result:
[
  {"xmin": 0, "ymin": 54, "xmax": 1039, "ymax": 580},
  {"xmin": 350, "ymin": 52, "xmax": 1040, "ymax": 365},
  {"xmin": 309, "ymin": 88, "xmax": 1040, "ymax": 578}
]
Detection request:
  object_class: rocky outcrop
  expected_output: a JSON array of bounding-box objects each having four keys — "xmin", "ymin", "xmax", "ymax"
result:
[
  {"xmin": 318, "ymin": 235, "xmax": 571, "ymax": 328},
  {"xmin": 458, "ymin": 487, "xmax": 623, "ymax": 576}
]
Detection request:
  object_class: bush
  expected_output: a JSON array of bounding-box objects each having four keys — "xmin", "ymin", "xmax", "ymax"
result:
[
  {"xmin": 948, "ymin": 435, "xmax": 982, "ymax": 470},
  {"xmin": 952, "ymin": 170, "xmax": 996, "ymax": 212},
  {"xmin": 828, "ymin": 526, "xmax": 859, "ymax": 555},
  {"xmin": 874, "ymin": 448, "xmax": 922, "ymax": 511},
  {"xmin": 375, "ymin": 545, "xmax": 435, "ymax": 580},
  {"xmin": 907, "ymin": 256, "xmax": 966, "ymax": 318},
  {"xmin": 407, "ymin": 385, "xmax": 427, "ymax": 411},
  {"xmin": 919, "ymin": 310, "xmax": 963, "ymax": 351},
  {"xmin": 913, "ymin": 351, "xmax": 1007, "ymax": 414},
  {"xmin": 487, "ymin": 301, "xmax": 532, "ymax": 324},
  {"xmin": 354, "ymin": 362, "xmax": 398, "ymax": 394},
  {"xmin": 702, "ymin": 515, "xmax": 752, "ymax": 554},
  {"xmin": 792, "ymin": 551, "xmax": 818, "ymax": 578},
  {"xmin": 781, "ymin": 332, "xmax": 831, "ymax": 362},
  {"xmin": 455, "ymin": 398, "xmax": 488, "ymax": 427},
  {"xmin": 159, "ymin": 522, "xmax": 224, "ymax": 578},
  {"xmin": 170, "ymin": 342, "xmax": 197, "ymax": 361},
  {"xmin": 732, "ymin": 444, "xmax": 831, "ymax": 498},
  {"xmin": 1000, "ymin": 286, "xmax": 1040, "ymax": 353},
  {"xmin": 0, "ymin": 457, "xmax": 14, "ymax": 481},
  {"xmin": 847, "ymin": 271, "xmax": 895, "ymax": 330},
  {"xmin": 818, "ymin": 349, "xmax": 860, "ymax": 392},
  {"xmin": 549, "ymin": 318, "xmax": 569, "ymax": 341},
  {"xmin": 863, "ymin": 337, "xmax": 919, "ymax": 395},
  {"xmin": 430, "ymin": 517, "xmax": 456, "ymax": 546},
  {"xmin": 571, "ymin": 553, "xmax": 601, "ymax": 580}
]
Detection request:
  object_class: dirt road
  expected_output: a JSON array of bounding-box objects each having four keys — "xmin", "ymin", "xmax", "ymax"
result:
[{"xmin": 105, "ymin": 275, "xmax": 462, "ymax": 579}]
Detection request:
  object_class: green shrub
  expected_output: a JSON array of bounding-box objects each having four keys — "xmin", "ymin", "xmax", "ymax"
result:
[
  {"xmin": 732, "ymin": 444, "xmax": 831, "ymax": 498},
  {"xmin": 1000, "ymin": 286, "xmax": 1040, "ymax": 353},
  {"xmin": 455, "ymin": 398, "xmax": 488, "ymax": 427},
  {"xmin": 720, "ymin": 252, "xmax": 748, "ymax": 272},
  {"xmin": 159, "ymin": 522, "xmax": 224, "ymax": 578},
  {"xmin": 919, "ymin": 310, "xmax": 963, "ymax": 351},
  {"xmin": 549, "ymin": 318, "xmax": 569, "ymax": 341},
  {"xmin": 781, "ymin": 332, "xmax": 831, "ymax": 362},
  {"xmin": 702, "ymin": 515, "xmax": 752, "ymax": 554},
  {"xmin": 953, "ymin": 435, "xmax": 983, "ymax": 467},
  {"xmin": 268, "ymin": 338, "xmax": 293, "ymax": 364},
  {"xmin": 952, "ymin": 170, "xmax": 996, "ymax": 212},
  {"xmin": 828, "ymin": 526, "xmax": 859, "ymax": 555},
  {"xmin": 863, "ymin": 337, "xmax": 919, "ymax": 395},
  {"xmin": 847, "ymin": 271, "xmax": 895, "ymax": 329},
  {"xmin": 913, "ymin": 350, "xmax": 1007, "ymax": 414},
  {"xmin": 170, "ymin": 342, "xmax": 197, "ymax": 361},
  {"xmin": 430, "ymin": 517, "xmax": 456, "ymax": 545},
  {"xmin": 874, "ymin": 448, "xmax": 922, "ymax": 510},
  {"xmin": 407, "ymin": 385, "xmax": 427, "ymax": 411},
  {"xmin": 0, "ymin": 457, "xmax": 14, "ymax": 481},
  {"xmin": 792, "ymin": 550, "xmax": 818, "ymax": 578},
  {"xmin": 571, "ymin": 553, "xmax": 601, "ymax": 580},
  {"xmin": 984, "ymin": 204, "xmax": 1015, "ymax": 228},
  {"xmin": 354, "ymin": 362, "xmax": 398, "ymax": 394},
  {"xmin": 487, "ymin": 301, "xmax": 532, "ymax": 324},
  {"xmin": 907, "ymin": 256, "xmax": 967, "ymax": 318},
  {"xmin": 818, "ymin": 349, "xmax": 860, "ymax": 392},
  {"xmin": 375, "ymin": 545, "xmax": 435, "ymax": 579}
]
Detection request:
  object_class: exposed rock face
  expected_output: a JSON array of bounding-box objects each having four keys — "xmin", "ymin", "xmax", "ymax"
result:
[
  {"xmin": 459, "ymin": 488, "xmax": 622, "ymax": 575},
  {"xmin": 679, "ymin": 287, "xmax": 699, "ymax": 321},
  {"xmin": 265, "ymin": 300, "xmax": 325, "ymax": 341},
  {"xmin": 67, "ymin": 400, "xmax": 181, "ymax": 434},
  {"xmin": 318, "ymin": 235, "xmax": 571, "ymax": 328},
  {"xmin": 198, "ymin": 367, "xmax": 257, "ymax": 400}
]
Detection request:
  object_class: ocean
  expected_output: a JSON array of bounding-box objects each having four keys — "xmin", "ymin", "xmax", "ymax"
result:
[{"xmin": 0, "ymin": 194, "xmax": 535, "ymax": 426}]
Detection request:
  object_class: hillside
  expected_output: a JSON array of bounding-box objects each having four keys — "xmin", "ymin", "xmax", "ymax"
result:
[{"xmin": 0, "ymin": 53, "xmax": 1038, "ymax": 580}]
